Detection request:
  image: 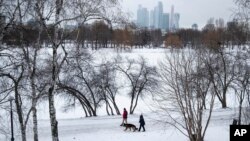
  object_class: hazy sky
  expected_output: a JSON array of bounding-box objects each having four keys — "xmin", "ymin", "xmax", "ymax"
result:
[{"xmin": 121, "ymin": 0, "xmax": 236, "ymax": 29}]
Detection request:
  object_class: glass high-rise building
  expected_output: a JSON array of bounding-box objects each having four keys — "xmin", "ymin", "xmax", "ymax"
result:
[
  {"xmin": 137, "ymin": 5, "xmax": 149, "ymax": 28},
  {"xmin": 162, "ymin": 13, "xmax": 170, "ymax": 31},
  {"xmin": 153, "ymin": 1, "xmax": 163, "ymax": 29},
  {"xmin": 149, "ymin": 10, "xmax": 155, "ymax": 28},
  {"xmin": 169, "ymin": 5, "xmax": 180, "ymax": 31},
  {"xmin": 137, "ymin": 1, "xmax": 179, "ymax": 31},
  {"xmin": 158, "ymin": 2, "xmax": 163, "ymax": 29},
  {"xmin": 173, "ymin": 13, "xmax": 180, "ymax": 30}
]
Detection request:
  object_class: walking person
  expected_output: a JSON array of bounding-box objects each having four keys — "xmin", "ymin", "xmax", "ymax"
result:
[
  {"xmin": 138, "ymin": 114, "xmax": 145, "ymax": 132},
  {"xmin": 120, "ymin": 108, "xmax": 128, "ymax": 126}
]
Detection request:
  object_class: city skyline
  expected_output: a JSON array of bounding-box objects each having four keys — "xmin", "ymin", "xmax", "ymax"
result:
[
  {"xmin": 121, "ymin": 0, "xmax": 235, "ymax": 29},
  {"xmin": 137, "ymin": 2, "xmax": 180, "ymax": 32}
]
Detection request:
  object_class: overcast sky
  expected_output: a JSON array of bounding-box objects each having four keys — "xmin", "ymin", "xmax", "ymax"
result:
[{"xmin": 120, "ymin": 0, "xmax": 236, "ymax": 29}]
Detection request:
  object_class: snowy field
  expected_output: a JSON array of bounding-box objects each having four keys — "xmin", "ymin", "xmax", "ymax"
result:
[
  {"xmin": 19, "ymin": 108, "xmax": 235, "ymax": 141},
  {"xmin": 23, "ymin": 108, "xmax": 235, "ymax": 141},
  {"xmin": 32, "ymin": 48, "xmax": 237, "ymax": 141},
  {"xmin": 0, "ymin": 48, "xmax": 242, "ymax": 141}
]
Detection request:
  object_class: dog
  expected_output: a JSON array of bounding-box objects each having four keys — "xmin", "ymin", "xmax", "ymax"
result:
[{"xmin": 122, "ymin": 123, "xmax": 138, "ymax": 132}]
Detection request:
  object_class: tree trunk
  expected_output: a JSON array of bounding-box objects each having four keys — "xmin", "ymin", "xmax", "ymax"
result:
[
  {"xmin": 48, "ymin": 86, "xmax": 59, "ymax": 141},
  {"xmin": 221, "ymin": 97, "xmax": 227, "ymax": 108},
  {"xmin": 129, "ymin": 93, "xmax": 135, "ymax": 114},
  {"xmin": 107, "ymin": 101, "xmax": 114, "ymax": 115},
  {"xmin": 80, "ymin": 103, "xmax": 89, "ymax": 117},
  {"xmin": 47, "ymin": 0, "xmax": 64, "ymax": 140},
  {"xmin": 112, "ymin": 100, "xmax": 120, "ymax": 115},
  {"xmin": 238, "ymin": 93, "xmax": 243, "ymax": 125},
  {"xmin": 31, "ymin": 74, "xmax": 39, "ymax": 141},
  {"xmin": 105, "ymin": 101, "xmax": 110, "ymax": 116},
  {"xmin": 15, "ymin": 83, "xmax": 27, "ymax": 141},
  {"xmin": 107, "ymin": 88, "xmax": 120, "ymax": 115},
  {"xmin": 32, "ymin": 106, "xmax": 38, "ymax": 141}
]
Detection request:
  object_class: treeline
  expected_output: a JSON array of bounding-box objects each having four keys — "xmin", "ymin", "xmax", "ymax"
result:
[
  {"xmin": 165, "ymin": 18, "xmax": 249, "ymax": 49},
  {"xmin": 2, "ymin": 18, "xmax": 249, "ymax": 50},
  {"xmin": 2, "ymin": 20, "xmax": 163, "ymax": 49}
]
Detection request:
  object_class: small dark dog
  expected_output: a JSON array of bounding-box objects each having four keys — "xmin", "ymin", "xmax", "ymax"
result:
[{"xmin": 123, "ymin": 123, "xmax": 138, "ymax": 132}]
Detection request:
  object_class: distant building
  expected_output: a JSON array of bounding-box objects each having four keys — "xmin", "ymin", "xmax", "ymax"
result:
[
  {"xmin": 152, "ymin": 1, "xmax": 163, "ymax": 29},
  {"xmin": 137, "ymin": 5, "xmax": 149, "ymax": 28},
  {"xmin": 170, "ymin": 5, "xmax": 174, "ymax": 31},
  {"xmin": 192, "ymin": 23, "xmax": 198, "ymax": 30},
  {"xmin": 173, "ymin": 13, "xmax": 180, "ymax": 30},
  {"xmin": 136, "ymin": 2, "xmax": 179, "ymax": 31},
  {"xmin": 169, "ymin": 5, "xmax": 180, "ymax": 31},
  {"xmin": 158, "ymin": 1, "xmax": 163, "ymax": 29},
  {"xmin": 137, "ymin": 5, "xmax": 142, "ymax": 26},
  {"xmin": 143, "ymin": 8, "xmax": 149, "ymax": 27},
  {"xmin": 149, "ymin": 10, "xmax": 155, "ymax": 28},
  {"xmin": 162, "ymin": 13, "xmax": 170, "ymax": 31}
]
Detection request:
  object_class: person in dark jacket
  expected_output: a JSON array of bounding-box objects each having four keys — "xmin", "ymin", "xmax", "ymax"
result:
[
  {"xmin": 120, "ymin": 108, "xmax": 128, "ymax": 126},
  {"xmin": 138, "ymin": 114, "xmax": 145, "ymax": 132}
]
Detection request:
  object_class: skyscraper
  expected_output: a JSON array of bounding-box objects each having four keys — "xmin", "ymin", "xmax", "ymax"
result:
[
  {"xmin": 173, "ymin": 13, "xmax": 180, "ymax": 30},
  {"xmin": 170, "ymin": 5, "xmax": 174, "ymax": 31},
  {"xmin": 169, "ymin": 5, "xmax": 180, "ymax": 31},
  {"xmin": 153, "ymin": 7, "xmax": 158, "ymax": 28},
  {"xmin": 143, "ymin": 8, "xmax": 149, "ymax": 27},
  {"xmin": 162, "ymin": 13, "xmax": 170, "ymax": 31},
  {"xmin": 137, "ymin": 5, "xmax": 143, "ymax": 26},
  {"xmin": 158, "ymin": 2, "xmax": 163, "ymax": 29},
  {"xmin": 137, "ymin": 5, "xmax": 149, "ymax": 28},
  {"xmin": 136, "ymin": 1, "xmax": 179, "ymax": 31},
  {"xmin": 149, "ymin": 10, "xmax": 155, "ymax": 28},
  {"xmin": 153, "ymin": 2, "xmax": 163, "ymax": 29}
]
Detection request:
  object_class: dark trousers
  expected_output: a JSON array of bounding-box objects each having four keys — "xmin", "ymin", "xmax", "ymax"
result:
[{"xmin": 139, "ymin": 124, "xmax": 145, "ymax": 131}]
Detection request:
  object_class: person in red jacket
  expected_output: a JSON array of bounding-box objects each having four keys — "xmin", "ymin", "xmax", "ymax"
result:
[{"xmin": 120, "ymin": 108, "xmax": 128, "ymax": 126}]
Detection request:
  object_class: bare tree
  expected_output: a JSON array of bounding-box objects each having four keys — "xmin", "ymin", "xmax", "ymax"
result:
[
  {"xmin": 204, "ymin": 49, "xmax": 237, "ymax": 108},
  {"xmin": 231, "ymin": 51, "xmax": 250, "ymax": 125},
  {"xmin": 116, "ymin": 56, "xmax": 158, "ymax": 114},
  {"xmin": 57, "ymin": 48, "xmax": 99, "ymax": 117},
  {"xmin": 155, "ymin": 49, "xmax": 215, "ymax": 141},
  {"xmin": 234, "ymin": 0, "xmax": 250, "ymax": 23},
  {"xmin": 34, "ymin": 0, "xmax": 120, "ymax": 139},
  {"xmin": 0, "ymin": 1, "xmax": 38, "ymax": 141},
  {"xmin": 0, "ymin": 0, "xmax": 19, "ymax": 45},
  {"xmin": 234, "ymin": 0, "xmax": 250, "ymax": 52},
  {"xmin": 95, "ymin": 60, "xmax": 121, "ymax": 115},
  {"xmin": 0, "ymin": 48, "xmax": 48, "ymax": 141},
  {"xmin": 0, "ymin": 58, "xmax": 28, "ymax": 141}
]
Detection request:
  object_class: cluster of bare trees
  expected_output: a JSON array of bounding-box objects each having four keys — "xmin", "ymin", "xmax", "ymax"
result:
[
  {"xmin": 115, "ymin": 56, "xmax": 158, "ymax": 114},
  {"xmin": 0, "ymin": 0, "xmax": 124, "ymax": 141},
  {"xmin": 155, "ymin": 46, "xmax": 250, "ymax": 141},
  {"xmin": 56, "ymin": 52, "xmax": 158, "ymax": 116},
  {"xmin": 0, "ymin": 47, "xmax": 157, "ymax": 140},
  {"xmin": 0, "ymin": 1, "xmax": 159, "ymax": 138},
  {"xmin": 155, "ymin": 1, "xmax": 250, "ymax": 138},
  {"xmin": 157, "ymin": 49, "xmax": 215, "ymax": 141}
]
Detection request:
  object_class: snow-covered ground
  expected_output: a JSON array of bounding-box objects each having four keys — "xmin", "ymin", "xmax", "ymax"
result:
[
  {"xmin": 23, "ymin": 108, "xmax": 235, "ymax": 141},
  {"xmin": 0, "ymin": 48, "xmax": 242, "ymax": 141},
  {"xmin": 31, "ymin": 48, "xmax": 237, "ymax": 141}
]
